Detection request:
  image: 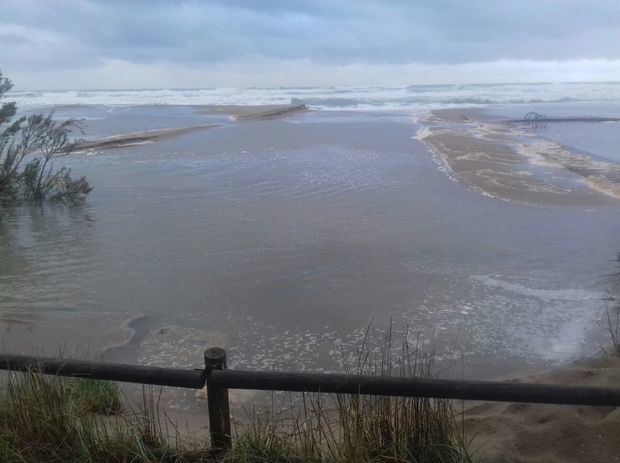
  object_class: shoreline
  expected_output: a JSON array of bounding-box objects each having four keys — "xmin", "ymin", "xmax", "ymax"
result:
[
  {"xmin": 3, "ymin": 309, "xmax": 620, "ymax": 461},
  {"xmin": 1, "ymin": 289, "xmax": 619, "ymax": 461}
]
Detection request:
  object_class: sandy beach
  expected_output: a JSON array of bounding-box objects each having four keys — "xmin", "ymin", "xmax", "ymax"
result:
[{"xmin": 466, "ymin": 353, "xmax": 620, "ymax": 462}]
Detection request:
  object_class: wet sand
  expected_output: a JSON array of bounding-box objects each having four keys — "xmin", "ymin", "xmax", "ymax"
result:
[
  {"xmin": 198, "ymin": 103, "xmax": 307, "ymax": 120},
  {"xmin": 73, "ymin": 124, "xmax": 220, "ymax": 151},
  {"xmin": 71, "ymin": 104, "xmax": 307, "ymax": 151},
  {"xmin": 0, "ymin": 313, "xmax": 260, "ymax": 431},
  {"xmin": 416, "ymin": 108, "xmax": 620, "ymax": 206}
]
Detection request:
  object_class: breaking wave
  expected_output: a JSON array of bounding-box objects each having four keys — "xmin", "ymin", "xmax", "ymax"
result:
[{"xmin": 8, "ymin": 82, "xmax": 620, "ymax": 110}]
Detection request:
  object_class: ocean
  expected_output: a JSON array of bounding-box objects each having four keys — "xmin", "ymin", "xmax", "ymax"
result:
[{"xmin": 10, "ymin": 81, "xmax": 620, "ymax": 111}]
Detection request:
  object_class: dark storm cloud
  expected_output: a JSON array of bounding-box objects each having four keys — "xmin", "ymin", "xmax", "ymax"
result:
[{"xmin": 1, "ymin": 0, "xmax": 619, "ymax": 72}]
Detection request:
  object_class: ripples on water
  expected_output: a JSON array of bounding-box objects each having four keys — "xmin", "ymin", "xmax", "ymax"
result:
[{"xmin": 0, "ymin": 107, "xmax": 618, "ymax": 381}]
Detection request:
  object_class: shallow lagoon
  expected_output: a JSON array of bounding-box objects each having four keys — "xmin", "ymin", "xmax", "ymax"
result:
[{"xmin": 1, "ymin": 105, "xmax": 619, "ymax": 381}]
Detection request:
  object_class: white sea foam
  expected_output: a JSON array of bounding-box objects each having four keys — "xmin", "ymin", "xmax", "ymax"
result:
[
  {"xmin": 8, "ymin": 82, "xmax": 620, "ymax": 110},
  {"xmin": 514, "ymin": 141, "xmax": 567, "ymax": 168},
  {"xmin": 471, "ymin": 275, "xmax": 601, "ymax": 301},
  {"xmin": 412, "ymin": 126, "xmax": 434, "ymax": 140}
]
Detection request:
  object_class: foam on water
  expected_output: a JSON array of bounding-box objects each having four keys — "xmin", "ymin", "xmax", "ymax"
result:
[
  {"xmin": 400, "ymin": 274, "xmax": 605, "ymax": 364},
  {"xmin": 412, "ymin": 126, "xmax": 434, "ymax": 141},
  {"xmin": 471, "ymin": 275, "xmax": 601, "ymax": 301},
  {"xmin": 9, "ymin": 82, "xmax": 620, "ymax": 110}
]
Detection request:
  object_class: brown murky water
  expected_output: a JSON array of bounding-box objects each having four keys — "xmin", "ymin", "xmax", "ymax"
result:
[{"xmin": 1, "ymin": 106, "xmax": 618, "ymax": 390}]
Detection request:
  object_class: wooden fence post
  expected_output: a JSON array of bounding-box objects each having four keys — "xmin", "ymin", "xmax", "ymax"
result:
[{"xmin": 204, "ymin": 347, "xmax": 231, "ymax": 454}]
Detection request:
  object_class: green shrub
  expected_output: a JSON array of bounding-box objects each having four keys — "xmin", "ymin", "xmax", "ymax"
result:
[{"xmin": 0, "ymin": 70, "xmax": 90, "ymax": 204}]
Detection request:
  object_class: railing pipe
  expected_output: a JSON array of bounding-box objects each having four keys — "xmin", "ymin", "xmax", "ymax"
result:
[
  {"xmin": 210, "ymin": 369, "xmax": 620, "ymax": 407},
  {"xmin": 4, "ymin": 348, "xmax": 620, "ymax": 456},
  {"xmin": 0, "ymin": 353, "xmax": 205, "ymax": 389}
]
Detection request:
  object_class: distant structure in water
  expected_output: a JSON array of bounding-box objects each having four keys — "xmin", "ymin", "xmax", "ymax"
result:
[
  {"xmin": 508, "ymin": 114, "xmax": 620, "ymax": 125},
  {"xmin": 523, "ymin": 111, "xmax": 548, "ymax": 128}
]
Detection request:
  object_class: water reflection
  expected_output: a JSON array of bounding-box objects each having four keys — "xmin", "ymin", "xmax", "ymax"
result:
[{"xmin": 0, "ymin": 204, "xmax": 94, "ymax": 313}]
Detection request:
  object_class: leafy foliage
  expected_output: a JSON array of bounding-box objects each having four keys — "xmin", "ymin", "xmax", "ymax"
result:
[{"xmin": 0, "ymin": 70, "xmax": 91, "ymax": 204}]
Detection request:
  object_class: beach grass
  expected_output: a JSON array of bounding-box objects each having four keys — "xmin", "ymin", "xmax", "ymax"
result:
[
  {"xmin": 230, "ymin": 326, "xmax": 471, "ymax": 463},
  {"xmin": 0, "ymin": 328, "xmax": 471, "ymax": 462},
  {"xmin": 229, "ymin": 391, "xmax": 471, "ymax": 463},
  {"xmin": 0, "ymin": 373, "xmax": 471, "ymax": 462},
  {"xmin": 0, "ymin": 371, "xmax": 205, "ymax": 462}
]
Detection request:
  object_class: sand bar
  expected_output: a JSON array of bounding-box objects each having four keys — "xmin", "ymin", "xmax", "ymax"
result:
[
  {"xmin": 71, "ymin": 104, "xmax": 307, "ymax": 151},
  {"xmin": 72, "ymin": 124, "xmax": 220, "ymax": 151},
  {"xmin": 198, "ymin": 103, "xmax": 307, "ymax": 120},
  {"xmin": 416, "ymin": 108, "xmax": 620, "ymax": 206}
]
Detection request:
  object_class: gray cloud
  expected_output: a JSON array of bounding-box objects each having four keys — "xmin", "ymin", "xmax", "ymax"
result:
[{"xmin": 1, "ymin": 0, "xmax": 619, "ymax": 87}]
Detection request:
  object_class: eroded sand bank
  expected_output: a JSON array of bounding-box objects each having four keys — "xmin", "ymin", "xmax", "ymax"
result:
[
  {"xmin": 416, "ymin": 108, "xmax": 620, "ymax": 206},
  {"xmin": 467, "ymin": 353, "xmax": 620, "ymax": 462}
]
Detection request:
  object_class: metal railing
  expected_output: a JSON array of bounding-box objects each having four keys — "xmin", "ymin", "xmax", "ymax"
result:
[{"xmin": 2, "ymin": 347, "xmax": 620, "ymax": 452}]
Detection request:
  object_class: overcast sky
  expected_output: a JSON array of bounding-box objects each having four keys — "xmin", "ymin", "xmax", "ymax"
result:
[{"xmin": 2, "ymin": 0, "xmax": 620, "ymax": 89}]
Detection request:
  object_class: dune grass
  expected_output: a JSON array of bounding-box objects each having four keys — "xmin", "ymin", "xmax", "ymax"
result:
[
  {"xmin": 230, "ymin": 327, "xmax": 471, "ymax": 463},
  {"xmin": 0, "ymin": 371, "xmax": 213, "ymax": 462},
  {"xmin": 229, "ymin": 391, "xmax": 471, "ymax": 463},
  {"xmin": 0, "ymin": 328, "xmax": 471, "ymax": 462}
]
